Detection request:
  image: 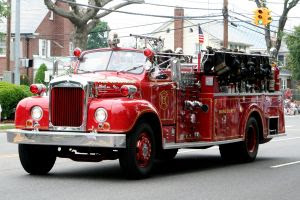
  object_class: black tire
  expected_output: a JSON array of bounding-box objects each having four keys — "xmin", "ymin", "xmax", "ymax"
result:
[
  {"xmin": 219, "ymin": 117, "xmax": 259, "ymax": 162},
  {"xmin": 119, "ymin": 123, "xmax": 156, "ymax": 179},
  {"xmin": 156, "ymin": 149, "xmax": 178, "ymax": 161},
  {"xmin": 19, "ymin": 144, "xmax": 57, "ymax": 175}
]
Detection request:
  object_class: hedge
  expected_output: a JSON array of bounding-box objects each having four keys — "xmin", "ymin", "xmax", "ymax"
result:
[{"xmin": 0, "ymin": 82, "xmax": 32, "ymax": 120}]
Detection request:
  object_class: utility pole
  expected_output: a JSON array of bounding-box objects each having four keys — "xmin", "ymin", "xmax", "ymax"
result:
[
  {"xmin": 14, "ymin": 0, "xmax": 20, "ymax": 85},
  {"xmin": 6, "ymin": 0, "xmax": 11, "ymax": 71},
  {"xmin": 223, "ymin": 0, "xmax": 228, "ymax": 49}
]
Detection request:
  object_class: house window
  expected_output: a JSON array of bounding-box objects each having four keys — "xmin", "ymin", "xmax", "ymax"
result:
[
  {"xmin": 281, "ymin": 78, "xmax": 286, "ymax": 90},
  {"xmin": 278, "ymin": 55, "xmax": 284, "ymax": 66},
  {"xmin": 39, "ymin": 39, "xmax": 51, "ymax": 57},
  {"xmin": 0, "ymin": 38, "xmax": 6, "ymax": 56}
]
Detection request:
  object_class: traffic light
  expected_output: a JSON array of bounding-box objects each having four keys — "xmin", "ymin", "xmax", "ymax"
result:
[
  {"xmin": 263, "ymin": 7, "xmax": 272, "ymax": 25},
  {"xmin": 254, "ymin": 7, "xmax": 272, "ymax": 26},
  {"xmin": 254, "ymin": 8, "xmax": 264, "ymax": 25}
]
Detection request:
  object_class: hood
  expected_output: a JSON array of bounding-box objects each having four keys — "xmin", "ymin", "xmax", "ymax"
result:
[{"xmin": 50, "ymin": 72, "xmax": 142, "ymax": 98}]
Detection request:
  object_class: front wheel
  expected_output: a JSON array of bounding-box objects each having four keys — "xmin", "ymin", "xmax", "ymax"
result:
[
  {"xmin": 19, "ymin": 144, "xmax": 57, "ymax": 175},
  {"xmin": 119, "ymin": 123, "xmax": 156, "ymax": 179},
  {"xmin": 219, "ymin": 117, "xmax": 259, "ymax": 162}
]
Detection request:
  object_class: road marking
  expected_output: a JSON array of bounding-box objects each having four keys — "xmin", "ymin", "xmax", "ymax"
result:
[
  {"xmin": 285, "ymin": 125, "xmax": 294, "ymax": 128},
  {"xmin": 273, "ymin": 136, "xmax": 300, "ymax": 142},
  {"xmin": 271, "ymin": 161, "xmax": 300, "ymax": 168},
  {"xmin": 0, "ymin": 154, "xmax": 18, "ymax": 159}
]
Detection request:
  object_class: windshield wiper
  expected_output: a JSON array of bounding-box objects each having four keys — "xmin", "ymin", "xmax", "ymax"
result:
[{"xmin": 117, "ymin": 65, "xmax": 144, "ymax": 74}]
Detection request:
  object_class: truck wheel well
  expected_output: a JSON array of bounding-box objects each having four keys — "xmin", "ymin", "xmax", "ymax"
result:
[
  {"xmin": 135, "ymin": 113, "xmax": 162, "ymax": 151},
  {"xmin": 249, "ymin": 112, "xmax": 264, "ymax": 144}
]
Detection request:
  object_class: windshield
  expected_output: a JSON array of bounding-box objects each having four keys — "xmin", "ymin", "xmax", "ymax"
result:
[{"xmin": 79, "ymin": 50, "xmax": 147, "ymax": 74}]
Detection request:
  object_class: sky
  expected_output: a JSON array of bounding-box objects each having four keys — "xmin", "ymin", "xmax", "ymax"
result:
[
  {"xmin": 88, "ymin": 0, "xmax": 300, "ymax": 46},
  {"xmin": 100, "ymin": 0, "xmax": 300, "ymax": 33},
  {"xmin": 6, "ymin": 0, "xmax": 300, "ymax": 49}
]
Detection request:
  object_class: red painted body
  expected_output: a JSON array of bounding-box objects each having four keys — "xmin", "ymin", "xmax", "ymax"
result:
[
  {"xmin": 14, "ymin": 47, "xmax": 285, "ymax": 149},
  {"xmin": 273, "ymin": 64, "xmax": 280, "ymax": 91}
]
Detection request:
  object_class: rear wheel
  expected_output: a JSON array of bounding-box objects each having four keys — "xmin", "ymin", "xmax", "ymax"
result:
[
  {"xmin": 219, "ymin": 117, "xmax": 259, "ymax": 162},
  {"xmin": 119, "ymin": 123, "xmax": 156, "ymax": 179},
  {"xmin": 19, "ymin": 144, "xmax": 57, "ymax": 175}
]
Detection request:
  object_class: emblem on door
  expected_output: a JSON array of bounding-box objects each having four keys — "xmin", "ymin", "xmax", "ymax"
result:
[{"xmin": 159, "ymin": 90, "xmax": 169, "ymax": 110}]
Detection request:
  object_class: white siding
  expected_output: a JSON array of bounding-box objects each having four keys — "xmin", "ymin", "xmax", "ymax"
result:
[{"xmin": 183, "ymin": 25, "xmax": 198, "ymax": 56}]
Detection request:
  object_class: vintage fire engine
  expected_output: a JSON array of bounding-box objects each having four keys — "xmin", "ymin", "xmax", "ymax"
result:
[{"xmin": 6, "ymin": 37, "xmax": 285, "ymax": 179}]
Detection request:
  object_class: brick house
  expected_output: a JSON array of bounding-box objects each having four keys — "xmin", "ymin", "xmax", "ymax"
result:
[{"xmin": 0, "ymin": 0, "xmax": 74, "ymax": 82}]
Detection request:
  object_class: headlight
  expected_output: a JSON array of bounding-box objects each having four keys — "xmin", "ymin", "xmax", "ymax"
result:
[
  {"xmin": 31, "ymin": 106, "xmax": 43, "ymax": 121},
  {"xmin": 94, "ymin": 108, "xmax": 108, "ymax": 123}
]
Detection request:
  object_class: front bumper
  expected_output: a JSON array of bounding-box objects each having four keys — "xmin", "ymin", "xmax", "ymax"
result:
[{"xmin": 6, "ymin": 129, "xmax": 126, "ymax": 148}]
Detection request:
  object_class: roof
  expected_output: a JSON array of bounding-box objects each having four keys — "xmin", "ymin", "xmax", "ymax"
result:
[
  {"xmin": 0, "ymin": 0, "xmax": 49, "ymax": 34},
  {"xmin": 201, "ymin": 21, "xmax": 255, "ymax": 46}
]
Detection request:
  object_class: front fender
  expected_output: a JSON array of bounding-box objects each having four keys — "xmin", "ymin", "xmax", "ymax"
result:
[
  {"xmin": 87, "ymin": 98, "xmax": 160, "ymax": 133},
  {"xmin": 15, "ymin": 96, "xmax": 49, "ymax": 130}
]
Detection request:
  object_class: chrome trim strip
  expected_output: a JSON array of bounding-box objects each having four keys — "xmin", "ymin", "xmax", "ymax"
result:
[
  {"xmin": 6, "ymin": 129, "xmax": 126, "ymax": 148},
  {"xmin": 268, "ymin": 116, "xmax": 279, "ymax": 119},
  {"xmin": 214, "ymin": 92, "xmax": 282, "ymax": 97},
  {"xmin": 267, "ymin": 133, "xmax": 287, "ymax": 139},
  {"xmin": 163, "ymin": 138, "xmax": 243, "ymax": 149}
]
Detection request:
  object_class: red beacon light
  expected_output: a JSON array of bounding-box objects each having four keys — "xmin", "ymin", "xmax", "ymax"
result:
[
  {"xmin": 30, "ymin": 84, "xmax": 46, "ymax": 95},
  {"xmin": 144, "ymin": 48, "xmax": 154, "ymax": 61},
  {"xmin": 73, "ymin": 47, "xmax": 82, "ymax": 58}
]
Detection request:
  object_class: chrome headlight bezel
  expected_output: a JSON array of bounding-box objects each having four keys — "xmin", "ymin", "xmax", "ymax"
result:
[
  {"xmin": 31, "ymin": 106, "xmax": 43, "ymax": 121},
  {"xmin": 94, "ymin": 108, "xmax": 108, "ymax": 123}
]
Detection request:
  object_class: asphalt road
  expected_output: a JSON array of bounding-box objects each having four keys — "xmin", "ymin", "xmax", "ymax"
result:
[{"xmin": 0, "ymin": 116, "xmax": 299, "ymax": 200}]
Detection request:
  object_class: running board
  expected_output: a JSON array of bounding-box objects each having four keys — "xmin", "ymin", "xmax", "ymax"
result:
[{"xmin": 163, "ymin": 138, "xmax": 244, "ymax": 149}]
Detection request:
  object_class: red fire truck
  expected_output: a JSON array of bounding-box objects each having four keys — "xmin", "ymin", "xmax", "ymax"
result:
[{"xmin": 7, "ymin": 41, "xmax": 285, "ymax": 179}]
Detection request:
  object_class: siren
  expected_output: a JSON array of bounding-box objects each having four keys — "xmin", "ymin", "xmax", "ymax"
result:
[
  {"xmin": 30, "ymin": 84, "xmax": 46, "ymax": 95},
  {"xmin": 120, "ymin": 85, "xmax": 137, "ymax": 97}
]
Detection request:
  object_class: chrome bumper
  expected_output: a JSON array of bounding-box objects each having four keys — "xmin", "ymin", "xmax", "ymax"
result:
[{"xmin": 6, "ymin": 129, "xmax": 126, "ymax": 148}]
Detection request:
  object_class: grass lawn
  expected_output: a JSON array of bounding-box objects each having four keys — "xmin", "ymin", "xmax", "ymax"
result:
[{"xmin": 0, "ymin": 125, "xmax": 14, "ymax": 130}]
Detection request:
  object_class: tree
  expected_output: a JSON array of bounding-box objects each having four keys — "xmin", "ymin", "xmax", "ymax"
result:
[
  {"xmin": 255, "ymin": 0, "xmax": 299, "ymax": 58},
  {"xmin": 0, "ymin": 0, "xmax": 9, "ymax": 19},
  {"xmin": 35, "ymin": 64, "xmax": 48, "ymax": 85},
  {"xmin": 44, "ymin": 0, "xmax": 144, "ymax": 50},
  {"xmin": 286, "ymin": 26, "xmax": 300, "ymax": 80},
  {"xmin": 87, "ymin": 21, "xmax": 109, "ymax": 50}
]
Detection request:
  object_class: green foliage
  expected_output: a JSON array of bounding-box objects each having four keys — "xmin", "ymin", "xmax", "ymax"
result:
[
  {"xmin": 0, "ymin": 82, "xmax": 32, "ymax": 120},
  {"xmin": 34, "ymin": 64, "xmax": 48, "ymax": 84},
  {"xmin": 87, "ymin": 21, "xmax": 110, "ymax": 50},
  {"xmin": 0, "ymin": 0, "xmax": 9, "ymax": 40},
  {"xmin": 0, "ymin": 0, "xmax": 9, "ymax": 19},
  {"xmin": 286, "ymin": 26, "xmax": 300, "ymax": 80},
  {"xmin": 20, "ymin": 74, "xmax": 30, "ymax": 86}
]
